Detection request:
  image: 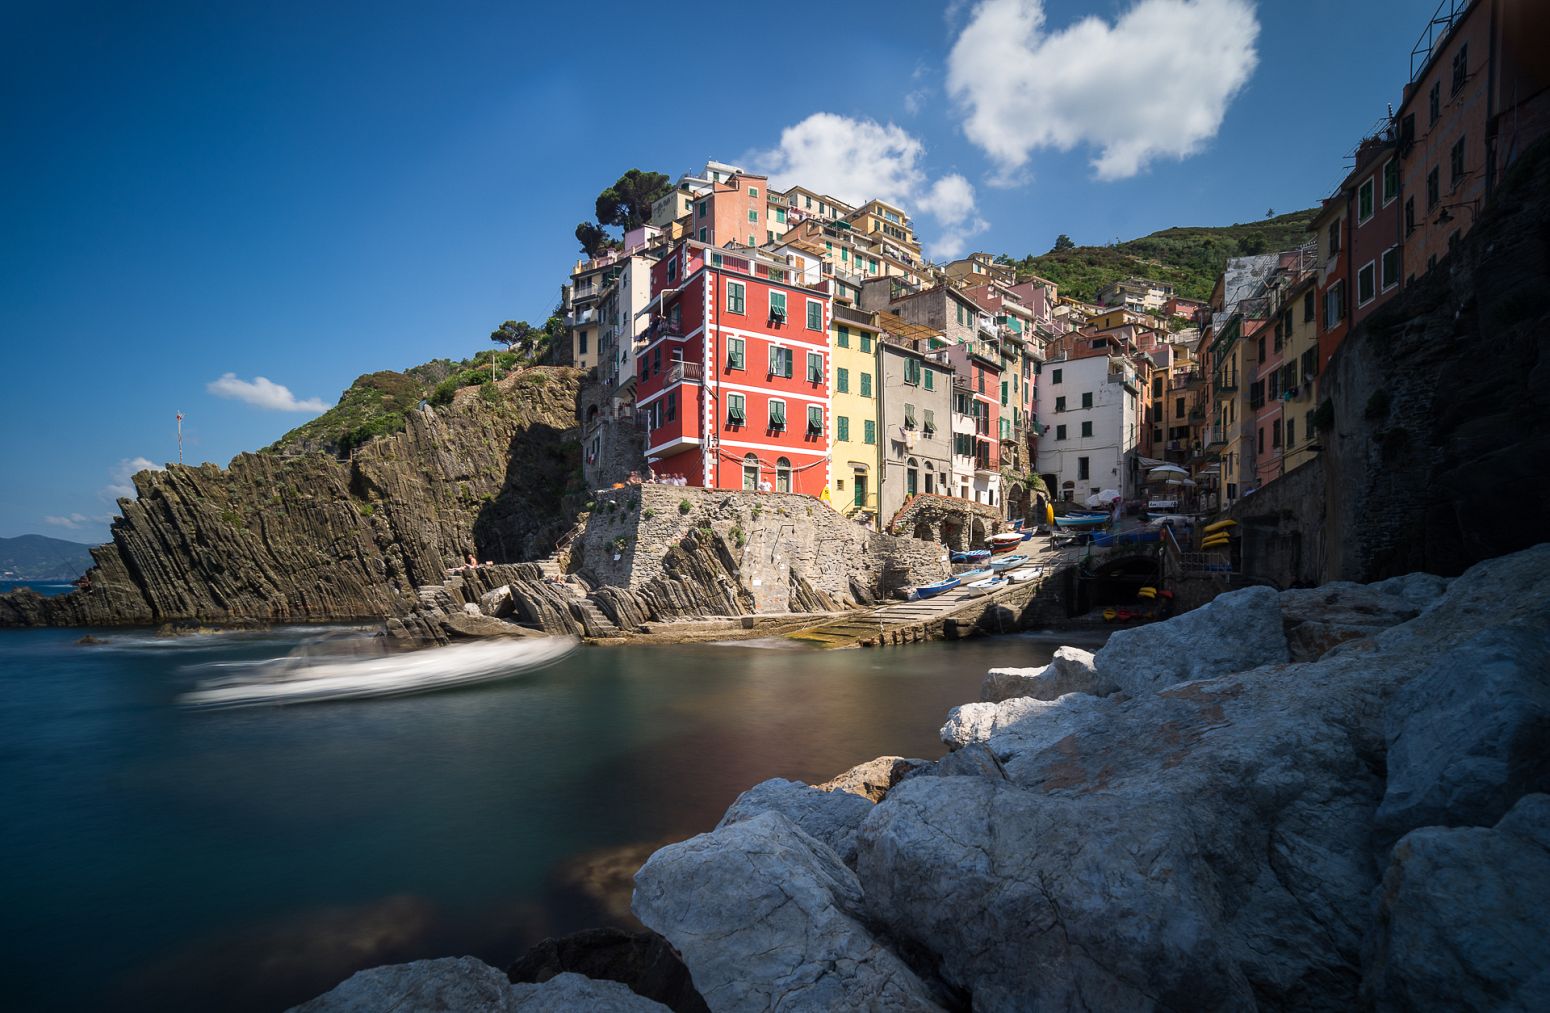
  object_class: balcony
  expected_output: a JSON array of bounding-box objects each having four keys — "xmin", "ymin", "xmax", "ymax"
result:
[
  {"xmin": 1206, "ymin": 425, "xmax": 1227, "ymax": 449},
  {"xmin": 1214, "ymin": 372, "xmax": 1239, "ymax": 393},
  {"xmin": 665, "ymin": 360, "xmax": 703, "ymax": 385},
  {"xmin": 1188, "ymin": 407, "xmax": 1206, "ymax": 422},
  {"xmin": 566, "ymin": 307, "xmax": 598, "ymax": 328},
  {"xmin": 1176, "ymin": 370, "xmax": 1204, "ymax": 389}
]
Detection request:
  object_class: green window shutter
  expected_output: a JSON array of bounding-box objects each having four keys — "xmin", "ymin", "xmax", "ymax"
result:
[
  {"xmin": 860, "ymin": 334, "xmax": 872, "ymax": 353},
  {"xmin": 770, "ymin": 400, "xmax": 786, "ymax": 427},
  {"xmin": 837, "ymin": 416, "xmax": 850, "ymax": 441},
  {"xmin": 808, "ymin": 405, "xmax": 823, "ymax": 432},
  {"xmin": 807, "ymin": 301, "xmax": 822, "ymax": 330},
  {"xmin": 904, "ymin": 403, "xmax": 916, "ymax": 427},
  {"xmin": 728, "ymin": 338, "xmax": 744, "ymax": 370},
  {"xmin": 923, "ymin": 409, "xmax": 935, "ymax": 433},
  {"xmin": 924, "ymin": 368, "xmax": 934, "ymax": 391},
  {"xmin": 1001, "ymin": 381, "xmax": 1008, "ymax": 406},
  {"xmin": 837, "ymin": 367, "xmax": 849, "ymax": 393},
  {"xmin": 864, "ymin": 419, "xmax": 876, "ymax": 444},
  {"xmin": 837, "ymin": 326, "xmax": 849, "ymax": 348},
  {"xmin": 807, "ymin": 351, "xmax": 823, "ymax": 383},
  {"xmin": 728, "ymin": 394, "xmax": 745, "ymax": 424},
  {"xmin": 860, "ymin": 372, "xmax": 872, "ymax": 397},
  {"xmin": 770, "ymin": 291, "xmax": 786, "ymax": 319}
]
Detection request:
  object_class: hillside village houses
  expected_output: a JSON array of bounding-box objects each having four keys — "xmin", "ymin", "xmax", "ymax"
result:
[{"xmin": 563, "ymin": 0, "xmax": 1549, "ymax": 536}]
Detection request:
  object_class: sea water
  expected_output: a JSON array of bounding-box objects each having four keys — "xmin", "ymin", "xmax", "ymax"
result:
[{"xmin": 0, "ymin": 625, "xmax": 1092, "ymax": 1011}]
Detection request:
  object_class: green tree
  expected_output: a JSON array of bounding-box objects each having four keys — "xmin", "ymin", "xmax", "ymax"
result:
[
  {"xmin": 491, "ymin": 320, "xmax": 538, "ymax": 357},
  {"xmin": 575, "ymin": 221, "xmax": 615, "ymax": 258},
  {"xmin": 594, "ymin": 169, "xmax": 672, "ymax": 231},
  {"xmin": 1051, "ymin": 234, "xmax": 1076, "ymax": 253}
]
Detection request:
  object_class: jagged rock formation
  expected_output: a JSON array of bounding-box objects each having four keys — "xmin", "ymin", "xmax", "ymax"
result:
[
  {"xmin": 632, "ymin": 543, "xmax": 1550, "ymax": 1011},
  {"xmin": 0, "ymin": 368, "xmax": 583, "ymax": 627}
]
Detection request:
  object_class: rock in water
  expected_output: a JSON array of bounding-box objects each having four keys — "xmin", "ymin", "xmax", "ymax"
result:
[
  {"xmin": 979, "ymin": 645, "xmax": 1099, "ymax": 702},
  {"xmin": 288, "ymin": 958, "xmax": 670, "ymax": 1012},
  {"xmin": 716, "ymin": 778, "xmax": 874, "ymax": 866},
  {"xmin": 1366, "ymin": 794, "xmax": 1550, "ymax": 1012},
  {"xmin": 812, "ymin": 755, "xmax": 931, "ymax": 803},
  {"xmin": 1093, "ymin": 583, "xmax": 1289, "ymax": 695},
  {"xmin": 632, "ymin": 812, "xmax": 941, "ymax": 1012}
]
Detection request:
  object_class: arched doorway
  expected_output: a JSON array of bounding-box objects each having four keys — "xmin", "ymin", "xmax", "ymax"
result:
[
  {"xmin": 851, "ymin": 466, "xmax": 870, "ymax": 513},
  {"xmin": 775, "ymin": 457, "xmax": 792, "ymax": 493},
  {"xmin": 913, "ymin": 520, "xmax": 935, "ymax": 541},
  {"xmin": 906, "ymin": 457, "xmax": 919, "ymax": 498},
  {"xmin": 971, "ymin": 518, "xmax": 987, "ymax": 546},
  {"xmin": 942, "ymin": 517, "xmax": 964, "ymax": 549},
  {"xmin": 924, "ymin": 461, "xmax": 935, "ymax": 495},
  {"xmin": 742, "ymin": 453, "xmax": 760, "ymax": 490}
]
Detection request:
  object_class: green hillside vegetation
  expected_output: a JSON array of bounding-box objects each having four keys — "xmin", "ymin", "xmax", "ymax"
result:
[
  {"xmin": 1005, "ymin": 208, "xmax": 1319, "ymax": 303},
  {"xmin": 1, "ymin": 534, "xmax": 97, "ymax": 579},
  {"xmin": 267, "ymin": 309, "xmax": 567, "ymax": 457}
]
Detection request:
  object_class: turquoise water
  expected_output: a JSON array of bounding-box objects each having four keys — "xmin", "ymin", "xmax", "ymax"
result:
[
  {"xmin": 0, "ymin": 578, "xmax": 77, "ymax": 596},
  {"xmin": 0, "ymin": 626, "xmax": 1085, "ymax": 1011}
]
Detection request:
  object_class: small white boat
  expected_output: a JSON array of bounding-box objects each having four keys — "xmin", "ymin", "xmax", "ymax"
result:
[
  {"xmin": 1006, "ymin": 568, "xmax": 1042, "ymax": 583},
  {"xmin": 179, "ymin": 636, "xmax": 579, "ymax": 709},
  {"xmin": 966, "ymin": 577, "xmax": 1008, "ymax": 589}
]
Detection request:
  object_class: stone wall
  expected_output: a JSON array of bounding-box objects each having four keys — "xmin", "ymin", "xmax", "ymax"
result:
[
  {"xmin": 886, "ymin": 493, "xmax": 1004, "ymax": 550},
  {"xmin": 1228, "ymin": 458, "xmax": 1327, "ymax": 588},
  {"xmin": 571, "ymin": 486, "xmax": 946, "ymax": 613},
  {"xmin": 1319, "ymin": 138, "xmax": 1550, "ymax": 582},
  {"xmin": 578, "ymin": 378, "xmax": 647, "ymax": 491}
]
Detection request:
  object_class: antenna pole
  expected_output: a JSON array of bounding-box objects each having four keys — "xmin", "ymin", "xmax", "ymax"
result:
[{"xmin": 176, "ymin": 412, "xmax": 184, "ymax": 465}]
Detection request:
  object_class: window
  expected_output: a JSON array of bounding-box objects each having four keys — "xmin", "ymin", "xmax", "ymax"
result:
[
  {"xmin": 1325, "ymin": 280, "xmax": 1346, "ymax": 329},
  {"xmin": 578, "ymin": 331, "xmax": 588, "ymax": 355},
  {"xmin": 836, "ymin": 326, "xmax": 849, "ymax": 348},
  {"xmin": 1056, "ymin": 424, "xmax": 1067, "ymax": 440},
  {"xmin": 852, "ymin": 471, "xmax": 867, "ymax": 508},
  {"xmin": 697, "ymin": 201, "xmax": 707, "ymax": 219},
  {"xmin": 1303, "ymin": 290, "xmax": 1315, "ymax": 322},
  {"xmin": 1001, "ymin": 381, "xmax": 1009, "ymax": 406},
  {"xmin": 698, "ymin": 227, "xmax": 707, "ymax": 242},
  {"xmin": 1358, "ymin": 178, "xmax": 1374, "ymax": 223},
  {"xmin": 769, "ymin": 291, "xmax": 787, "ymax": 322},
  {"xmin": 1272, "ymin": 418, "xmax": 1282, "ymax": 449},
  {"xmin": 806, "ymin": 405, "xmax": 823, "ymax": 435},
  {"xmin": 1382, "ymin": 158, "xmax": 1399, "ymax": 205},
  {"xmin": 1081, "ymin": 421, "xmax": 1093, "ymax": 437},
  {"xmin": 727, "ymin": 393, "xmax": 746, "ymax": 425},
  {"xmin": 727, "ymin": 337, "xmax": 745, "ymax": 370},
  {"xmin": 1451, "ymin": 42, "xmax": 1468, "ymax": 95},
  {"xmin": 903, "ymin": 403, "xmax": 918, "ymax": 429},
  {"xmin": 860, "ymin": 372, "xmax": 872, "ymax": 397},
  {"xmin": 923, "ymin": 409, "xmax": 935, "ymax": 435},
  {"xmin": 836, "ymin": 367, "xmax": 849, "ymax": 393},
  {"xmin": 1081, "ymin": 392, "xmax": 1093, "ymax": 409},
  {"xmin": 806, "ymin": 300, "xmax": 823, "ymax": 330},
  {"xmin": 863, "ymin": 419, "xmax": 876, "ymax": 444},
  {"xmin": 905, "ymin": 462, "xmax": 917, "ymax": 497},
  {"xmin": 652, "ymin": 347, "xmax": 662, "ymax": 375},
  {"xmin": 1327, "ymin": 220, "xmax": 1341, "ymax": 256},
  {"xmin": 663, "ymin": 390, "xmax": 676, "ymax": 421},
  {"xmin": 748, "ymin": 186, "xmax": 759, "ymax": 198},
  {"xmin": 727, "ymin": 281, "xmax": 746, "ymax": 314},
  {"xmin": 924, "ymin": 368, "xmax": 934, "ymax": 391},
  {"xmin": 1426, "ymin": 166, "xmax": 1440, "ymax": 208},
  {"xmin": 769, "ymin": 346, "xmax": 793, "ymax": 378},
  {"xmin": 742, "ymin": 453, "xmax": 759, "ymax": 490},
  {"xmin": 1286, "ymin": 417, "xmax": 1296, "ymax": 448},
  {"xmin": 1077, "ymin": 457, "xmax": 1089, "ymax": 480},
  {"xmin": 1175, "ymin": 397, "xmax": 1185, "ymax": 419},
  {"xmin": 1052, "ymin": 368, "xmax": 1062, "ymax": 384},
  {"xmin": 768, "ymin": 399, "xmax": 786, "ymax": 430},
  {"xmin": 807, "ymin": 351, "xmax": 823, "ymax": 384},
  {"xmin": 1357, "ymin": 262, "xmax": 1376, "ymax": 306},
  {"xmin": 1381, "ymin": 247, "xmax": 1401, "ymax": 291},
  {"xmin": 1450, "ymin": 135, "xmax": 1466, "ymax": 186},
  {"xmin": 1404, "ymin": 197, "xmax": 1416, "ymax": 236},
  {"xmin": 1429, "ymin": 81, "xmax": 1441, "ymax": 124},
  {"xmin": 903, "ymin": 358, "xmax": 921, "ymax": 385},
  {"xmin": 1055, "ymin": 395, "xmax": 1066, "ymax": 412},
  {"xmin": 837, "ymin": 416, "xmax": 850, "ymax": 441},
  {"xmin": 1301, "ymin": 348, "xmax": 1317, "ymax": 382},
  {"xmin": 775, "ymin": 457, "xmax": 791, "ymax": 492},
  {"xmin": 748, "ymin": 234, "xmax": 755, "ymax": 246},
  {"xmin": 774, "ymin": 207, "xmax": 785, "ymax": 224},
  {"xmin": 859, "ymin": 334, "xmax": 872, "ymax": 353},
  {"xmin": 954, "ymin": 433, "xmax": 974, "ymax": 456},
  {"xmin": 1258, "ymin": 427, "xmax": 1265, "ymax": 454},
  {"xmin": 747, "ymin": 209, "xmax": 758, "ymax": 224}
]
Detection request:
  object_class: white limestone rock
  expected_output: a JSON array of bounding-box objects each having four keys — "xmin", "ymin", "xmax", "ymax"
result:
[
  {"xmin": 939, "ymin": 696, "xmax": 1050, "ymax": 750},
  {"xmin": 1093, "ymin": 584, "xmax": 1289, "ymax": 695},
  {"xmin": 511, "ymin": 971, "xmax": 672, "ymax": 1012},
  {"xmin": 632, "ymin": 811, "xmax": 941, "ymax": 1012},
  {"xmin": 979, "ymin": 645, "xmax": 1101, "ymax": 702},
  {"xmin": 1366, "ymin": 794, "xmax": 1550, "ymax": 1012},
  {"xmin": 716, "ymin": 777, "xmax": 874, "ymax": 866},
  {"xmin": 480, "ymin": 584, "xmax": 515, "ymax": 619}
]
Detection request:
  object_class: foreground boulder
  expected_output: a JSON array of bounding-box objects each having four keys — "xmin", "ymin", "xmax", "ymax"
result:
[
  {"xmin": 716, "ymin": 778, "xmax": 874, "ymax": 866},
  {"xmin": 288, "ymin": 958, "xmax": 668, "ymax": 1012},
  {"xmin": 507, "ymin": 928, "xmax": 707, "ymax": 1013},
  {"xmin": 1093, "ymin": 584, "xmax": 1289, "ymax": 695},
  {"xmin": 979, "ymin": 646, "xmax": 1099, "ymax": 702},
  {"xmin": 632, "ymin": 812, "xmax": 940, "ymax": 1012}
]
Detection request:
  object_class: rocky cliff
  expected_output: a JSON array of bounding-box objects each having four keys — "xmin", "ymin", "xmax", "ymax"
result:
[
  {"xmin": 0, "ymin": 368, "xmax": 584, "ymax": 627},
  {"xmin": 631, "ymin": 545, "xmax": 1550, "ymax": 1011}
]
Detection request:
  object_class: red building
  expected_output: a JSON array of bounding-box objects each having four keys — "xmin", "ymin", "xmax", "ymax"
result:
[{"xmin": 637, "ymin": 240, "xmax": 832, "ymax": 496}]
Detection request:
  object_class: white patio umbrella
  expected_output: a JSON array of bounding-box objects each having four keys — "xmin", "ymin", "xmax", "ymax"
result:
[{"xmin": 1147, "ymin": 464, "xmax": 1188, "ymax": 480}]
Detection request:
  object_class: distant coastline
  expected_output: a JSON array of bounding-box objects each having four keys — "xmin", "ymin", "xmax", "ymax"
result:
[{"xmin": 0, "ymin": 579, "xmax": 76, "ymax": 597}]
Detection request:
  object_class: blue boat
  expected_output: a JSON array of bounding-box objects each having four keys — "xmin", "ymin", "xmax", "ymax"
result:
[
  {"xmin": 989, "ymin": 554, "xmax": 1029, "ymax": 571},
  {"xmin": 914, "ymin": 577, "xmax": 961, "ymax": 599},
  {"xmin": 950, "ymin": 548, "xmax": 992, "ymax": 563},
  {"xmin": 1092, "ymin": 530, "xmax": 1162, "ymax": 548},
  {"xmin": 955, "ymin": 567, "xmax": 993, "ymax": 581}
]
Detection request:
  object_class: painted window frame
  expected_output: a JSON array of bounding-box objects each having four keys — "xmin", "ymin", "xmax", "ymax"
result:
[
  {"xmin": 726, "ymin": 281, "xmax": 746, "ymax": 314},
  {"xmin": 805, "ymin": 299, "xmax": 823, "ymax": 331},
  {"xmin": 806, "ymin": 351, "xmax": 824, "ymax": 384},
  {"xmin": 1380, "ymin": 246, "xmax": 1400, "ymax": 292},
  {"xmin": 768, "ymin": 398, "xmax": 787, "ymax": 430},
  {"xmin": 727, "ymin": 393, "xmax": 746, "ymax": 425},
  {"xmin": 727, "ymin": 337, "xmax": 746, "ymax": 371}
]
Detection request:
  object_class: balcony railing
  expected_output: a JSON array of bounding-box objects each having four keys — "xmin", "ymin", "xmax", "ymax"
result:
[
  {"xmin": 1214, "ymin": 373, "xmax": 1239, "ymax": 392},
  {"xmin": 665, "ymin": 360, "xmax": 703, "ymax": 385}
]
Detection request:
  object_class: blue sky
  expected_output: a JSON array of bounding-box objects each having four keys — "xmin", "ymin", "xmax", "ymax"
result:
[{"xmin": 1, "ymin": 0, "xmax": 1438, "ymax": 542}]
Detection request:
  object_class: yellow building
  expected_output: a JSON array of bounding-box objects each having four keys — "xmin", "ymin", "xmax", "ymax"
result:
[
  {"xmin": 829, "ymin": 306, "xmax": 883, "ymax": 522},
  {"xmin": 845, "ymin": 199, "xmax": 921, "ymax": 263},
  {"xmin": 1276, "ymin": 274, "xmax": 1321, "ymax": 474}
]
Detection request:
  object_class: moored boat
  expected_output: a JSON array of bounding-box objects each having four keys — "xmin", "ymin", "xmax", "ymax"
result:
[
  {"xmin": 1053, "ymin": 512, "xmax": 1110, "ymax": 530},
  {"xmin": 914, "ymin": 577, "xmax": 961, "ymax": 599},
  {"xmin": 950, "ymin": 548, "xmax": 992, "ymax": 564},
  {"xmin": 989, "ymin": 554, "xmax": 1029, "ymax": 571},
  {"xmin": 989, "ymin": 532, "xmax": 1024, "ymax": 553}
]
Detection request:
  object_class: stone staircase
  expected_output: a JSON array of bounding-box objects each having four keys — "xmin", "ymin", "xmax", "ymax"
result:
[{"xmin": 531, "ymin": 553, "xmax": 623, "ymax": 638}]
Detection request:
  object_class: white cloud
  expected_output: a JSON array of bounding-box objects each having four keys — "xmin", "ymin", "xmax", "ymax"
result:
[
  {"xmin": 44, "ymin": 513, "xmax": 92, "ymax": 529},
  {"xmin": 947, "ymin": 0, "xmax": 1260, "ymax": 180},
  {"xmin": 207, "ymin": 373, "xmax": 329, "ymax": 413},
  {"xmin": 104, "ymin": 457, "xmax": 162, "ymax": 500},
  {"xmin": 753, "ymin": 114, "xmax": 983, "ymax": 261}
]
